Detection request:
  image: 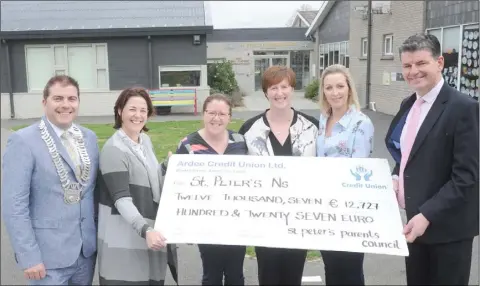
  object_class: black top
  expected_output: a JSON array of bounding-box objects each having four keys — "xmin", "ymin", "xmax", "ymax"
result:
[
  {"xmin": 175, "ymin": 130, "xmax": 247, "ymax": 155},
  {"xmin": 268, "ymin": 132, "xmax": 292, "ymax": 156}
]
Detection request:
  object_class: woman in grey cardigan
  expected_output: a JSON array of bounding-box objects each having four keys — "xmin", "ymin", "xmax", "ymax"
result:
[{"xmin": 96, "ymin": 87, "xmax": 177, "ymax": 285}]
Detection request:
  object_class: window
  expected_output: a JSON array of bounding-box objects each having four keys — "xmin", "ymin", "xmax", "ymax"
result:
[
  {"xmin": 361, "ymin": 38, "xmax": 368, "ymax": 57},
  {"xmin": 442, "ymin": 26, "xmax": 461, "ymax": 90},
  {"xmin": 333, "ymin": 43, "xmax": 340, "ymax": 64},
  {"xmin": 323, "ymin": 44, "xmax": 329, "ymax": 69},
  {"xmin": 344, "ymin": 42, "xmax": 350, "ymax": 68},
  {"xmin": 319, "ymin": 44, "xmax": 325, "ymax": 75},
  {"xmin": 383, "ymin": 34, "xmax": 393, "ymax": 55},
  {"xmin": 427, "ymin": 29, "xmax": 442, "ymax": 50},
  {"xmin": 68, "ymin": 46, "xmax": 95, "ymax": 89},
  {"xmin": 329, "ymin": 43, "xmax": 334, "ymax": 65},
  {"xmin": 319, "ymin": 44, "xmax": 325, "ymax": 74},
  {"xmin": 25, "ymin": 44, "xmax": 109, "ymax": 91},
  {"xmin": 460, "ymin": 24, "xmax": 479, "ymax": 98},
  {"xmin": 159, "ymin": 65, "xmax": 202, "ymax": 87},
  {"xmin": 319, "ymin": 41, "xmax": 349, "ymax": 70},
  {"xmin": 26, "ymin": 47, "xmax": 55, "ymax": 91},
  {"xmin": 426, "ymin": 25, "xmax": 479, "ymax": 97},
  {"xmin": 340, "ymin": 42, "xmax": 346, "ymax": 67},
  {"xmin": 442, "ymin": 26, "xmax": 460, "ymax": 54}
]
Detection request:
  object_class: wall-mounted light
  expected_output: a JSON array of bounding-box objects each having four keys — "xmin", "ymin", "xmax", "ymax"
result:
[{"xmin": 193, "ymin": 35, "xmax": 201, "ymax": 45}]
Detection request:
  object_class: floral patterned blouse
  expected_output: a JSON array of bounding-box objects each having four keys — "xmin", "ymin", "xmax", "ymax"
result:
[{"xmin": 316, "ymin": 105, "xmax": 374, "ymax": 158}]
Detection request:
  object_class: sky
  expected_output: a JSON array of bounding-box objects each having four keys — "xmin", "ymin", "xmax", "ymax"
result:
[{"xmin": 206, "ymin": 1, "xmax": 322, "ymax": 29}]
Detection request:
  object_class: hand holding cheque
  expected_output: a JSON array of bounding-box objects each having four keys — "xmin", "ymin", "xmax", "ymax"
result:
[
  {"xmin": 146, "ymin": 229, "xmax": 167, "ymax": 250},
  {"xmin": 154, "ymin": 154, "xmax": 409, "ymax": 256}
]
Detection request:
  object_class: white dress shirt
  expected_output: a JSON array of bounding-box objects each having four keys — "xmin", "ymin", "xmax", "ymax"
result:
[{"xmin": 47, "ymin": 118, "xmax": 82, "ymax": 166}]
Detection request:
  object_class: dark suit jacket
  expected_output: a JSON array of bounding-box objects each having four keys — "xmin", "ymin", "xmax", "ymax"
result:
[{"xmin": 385, "ymin": 82, "xmax": 479, "ymax": 244}]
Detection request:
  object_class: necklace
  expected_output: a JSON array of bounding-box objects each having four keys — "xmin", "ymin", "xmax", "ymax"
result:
[{"xmin": 39, "ymin": 119, "xmax": 91, "ymax": 204}]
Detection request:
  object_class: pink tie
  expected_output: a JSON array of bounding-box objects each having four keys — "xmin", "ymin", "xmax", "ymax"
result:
[{"xmin": 398, "ymin": 98, "xmax": 424, "ymax": 208}]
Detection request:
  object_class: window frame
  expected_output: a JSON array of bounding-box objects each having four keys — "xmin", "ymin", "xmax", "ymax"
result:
[
  {"xmin": 207, "ymin": 58, "xmax": 226, "ymax": 64},
  {"xmin": 25, "ymin": 45, "xmax": 55, "ymax": 92},
  {"xmin": 24, "ymin": 43, "xmax": 109, "ymax": 92},
  {"xmin": 361, "ymin": 38, "xmax": 368, "ymax": 57},
  {"xmin": 383, "ymin": 34, "xmax": 393, "ymax": 56},
  {"xmin": 344, "ymin": 41, "xmax": 350, "ymax": 68},
  {"xmin": 158, "ymin": 65, "xmax": 205, "ymax": 88},
  {"xmin": 319, "ymin": 44, "xmax": 324, "ymax": 72}
]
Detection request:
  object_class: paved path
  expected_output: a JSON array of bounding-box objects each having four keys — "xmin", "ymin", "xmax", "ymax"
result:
[{"xmin": 1, "ymin": 110, "xmax": 478, "ymax": 285}]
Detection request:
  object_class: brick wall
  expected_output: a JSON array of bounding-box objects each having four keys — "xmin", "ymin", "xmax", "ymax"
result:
[{"xmin": 349, "ymin": 1, "xmax": 425, "ymax": 115}]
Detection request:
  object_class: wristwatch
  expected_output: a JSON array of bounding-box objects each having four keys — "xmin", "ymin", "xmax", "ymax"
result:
[{"xmin": 146, "ymin": 227, "xmax": 154, "ymax": 233}]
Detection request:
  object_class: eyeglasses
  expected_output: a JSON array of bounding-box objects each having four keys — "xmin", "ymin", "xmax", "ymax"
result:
[{"xmin": 204, "ymin": 110, "xmax": 230, "ymax": 119}]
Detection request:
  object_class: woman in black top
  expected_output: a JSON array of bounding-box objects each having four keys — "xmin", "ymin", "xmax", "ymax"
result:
[
  {"xmin": 175, "ymin": 93, "xmax": 248, "ymax": 286},
  {"xmin": 238, "ymin": 66, "xmax": 319, "ymax": 285}
]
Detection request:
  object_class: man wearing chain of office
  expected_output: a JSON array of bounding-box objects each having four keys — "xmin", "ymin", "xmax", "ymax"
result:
[{"xmin": 2, "ymin": 75, "xmax": 99, "ymax": 285}]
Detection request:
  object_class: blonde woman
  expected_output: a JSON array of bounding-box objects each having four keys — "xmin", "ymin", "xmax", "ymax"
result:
[{"xmin": 316, "ymin": 64, "xmax": 374, "ymax": 285}]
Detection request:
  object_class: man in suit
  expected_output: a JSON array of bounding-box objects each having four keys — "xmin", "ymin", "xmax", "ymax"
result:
[
  {"xmin": 385, "ymin": 33, "xmax": 479, "ymax": 285},
  {"xmin": 2, "ymin": 75, "xmax": 99, "ymax": 285}
]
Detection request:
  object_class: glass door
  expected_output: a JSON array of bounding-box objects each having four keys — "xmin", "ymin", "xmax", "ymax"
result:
[
  {"xmin": 271, "ymin": 57, "xmax": 288, "ymax": 66},
  {"xmin": 254, "ymin": 52, "xmax": 290, "ymax": 91},
  {"xmin": 254, "ymin": 58, "xmax": 269, "ymax": 91}
]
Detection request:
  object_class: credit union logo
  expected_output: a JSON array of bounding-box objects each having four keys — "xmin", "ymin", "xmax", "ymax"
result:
[
  {"xmin": 343, "ymin": 165, "xmax": 386, "ymax": 190},
  {"xmin": 350, "ymin": 165, "xmax": 373, "ymax": 182}
]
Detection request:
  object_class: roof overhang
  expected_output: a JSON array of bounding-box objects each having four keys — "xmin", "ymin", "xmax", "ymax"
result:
[
  {"xmin": 0, "ymin": 25, "xmax": 213, "ymax": 40},
  {"xmin": 305, "ymin": 1, "xmax": 336, "ymax": 37}
]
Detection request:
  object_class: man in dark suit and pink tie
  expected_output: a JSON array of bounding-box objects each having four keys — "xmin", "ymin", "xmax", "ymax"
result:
[{"xmin": 385, "ymin": 34, "xmax": 479, "ymax": 285}]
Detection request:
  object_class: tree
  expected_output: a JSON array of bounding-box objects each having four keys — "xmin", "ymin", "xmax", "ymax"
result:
[{"xmin": 299, "ymin": 4, "xmax": 313, "ymax": 11}]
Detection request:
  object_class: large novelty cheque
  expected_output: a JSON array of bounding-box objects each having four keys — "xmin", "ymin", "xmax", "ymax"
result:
[{"xmin": 155, "ymin": 154, "xmax": 409, "ymax": 256}]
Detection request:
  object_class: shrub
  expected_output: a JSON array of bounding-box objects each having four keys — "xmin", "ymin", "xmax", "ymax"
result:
[
  {"xmin": 207, "ymin": 60, "xmax": 238, "ymax": 96},
  {"xmin": 207, "ymin": 60, "xmax": 245, "ymax": 107},
  {"xmin": 229, "ymin": 88, "xmax": 246, "ymax": 107},
  {"xmin": 304, "ymin": 79, "xmax": 319, "ymax": 100}
]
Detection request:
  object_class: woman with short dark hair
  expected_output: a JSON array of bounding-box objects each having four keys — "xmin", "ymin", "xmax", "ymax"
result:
[{"xmin": 96, "ymin": 87, "xmax": 178, "ymax": 285}]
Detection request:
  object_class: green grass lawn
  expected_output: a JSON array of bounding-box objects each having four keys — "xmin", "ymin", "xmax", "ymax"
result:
[
  {"xmin": 11, "ymin": 120, "xmax": 320, "ymax": 260},
  {"xmin": 82, "ymin": 120, "xmax": 246, "ymax": 157}
]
